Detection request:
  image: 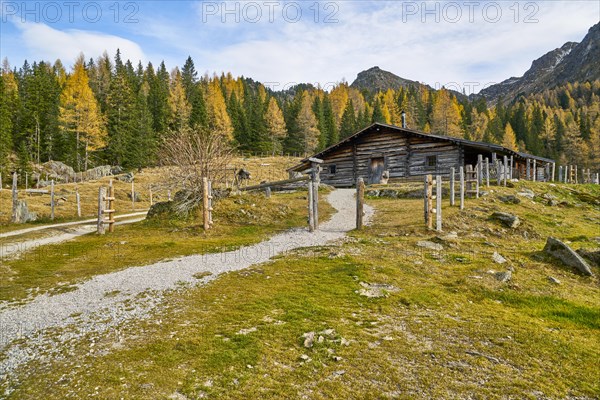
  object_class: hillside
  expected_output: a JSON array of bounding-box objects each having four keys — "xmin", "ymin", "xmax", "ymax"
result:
[
  {"xmin": 350, "ymin": 66, "xmax": 424, "ymax": 93},
  {"xmin": 477, "ymin": 23, "xmax": 600, "ymax": 104},
  {"xmin": 1, "ymin": 180, "xmax": 599, "ymax": 398}
]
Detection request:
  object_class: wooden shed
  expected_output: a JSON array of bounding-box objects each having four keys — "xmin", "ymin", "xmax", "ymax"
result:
[{"xmin": 289, "ymin": 123, "xmax": 555, "ymax": 187}]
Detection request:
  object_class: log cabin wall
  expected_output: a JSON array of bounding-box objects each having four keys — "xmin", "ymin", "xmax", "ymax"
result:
[{"xmin": 319, "ymin": 127, "xmax": 461, "ymax": 187}]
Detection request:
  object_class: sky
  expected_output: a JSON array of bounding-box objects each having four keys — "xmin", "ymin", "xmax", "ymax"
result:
[{"xmin": 0, "ymin": 0, "xmax": 598, "ymax": 94}]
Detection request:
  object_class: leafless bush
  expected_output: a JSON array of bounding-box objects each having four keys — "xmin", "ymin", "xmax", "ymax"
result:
[{"xmin": 161, "ymin": 125, "xmax": 235, "ymax": 215}]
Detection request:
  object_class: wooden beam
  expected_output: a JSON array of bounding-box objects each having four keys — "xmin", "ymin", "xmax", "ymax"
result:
[{"xmin": 356, "ymin": 177, "xmax": 365, "ymax": 230}]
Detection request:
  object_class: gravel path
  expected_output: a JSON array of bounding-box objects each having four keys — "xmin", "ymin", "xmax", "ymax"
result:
[
  {"xmin": 0, "ymin": 211, "xmax": 148, "ymax": 239},
  {"xmin": 0, "ymin": 217, "xmax": 146, "ymax": 260},
  {"xmin": 0, "ymin": 189, "xmax": 373, "ymax": 391}
]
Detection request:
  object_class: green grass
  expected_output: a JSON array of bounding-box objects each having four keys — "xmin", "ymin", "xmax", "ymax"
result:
[
  {"xmin": 0, "ymin": 191, "xmax": 332, "ymax": 304},
  {"xmin": 2, "ymin": 181, "xmax": 600, "ymax": 399}
]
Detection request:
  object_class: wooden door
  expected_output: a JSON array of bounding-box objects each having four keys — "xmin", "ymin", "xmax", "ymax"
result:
[{"xmin": 369, "ymin": 157, "xmax": 385, "ymax": 184}]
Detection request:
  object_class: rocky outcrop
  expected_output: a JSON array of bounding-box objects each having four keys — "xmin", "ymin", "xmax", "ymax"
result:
[
  {"xmin": 491, "ymin": 212, "xmax": 521, "ymax": 228},
  {"xmin": 544, "ymin": 237, "xmax": 594, "ymax": 276}
]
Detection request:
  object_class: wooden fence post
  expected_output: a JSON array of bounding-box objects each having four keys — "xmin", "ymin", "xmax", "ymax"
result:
[
  {"xmin": 475, "ymin": 164, "xmax": 480, "ymax": 198},
  {"xmin": 11, "ymin": 172, "xmax": 18, "ymax": 223},
  {"xmin": 558, "ymin": 166, "xmax": 563, "ymax": 182},
  {"xmin": 503, "ymin": 156, "xmax": 508, "ymax": 187},
  {"xmin": 203, "ymin": 177, "xmax": 210, "ymax": 231},
  {"xmin": 76, "ymin": 188, "xmax": 81, "ymax": 217},
  {"xmin": 310, "ymin": 159, "xmax": 322, "ymax": 230},
  {"xmin": 308, "ymin": 179, "xmax": 315, "ymax": 232},
  {"xmin": 423, "ymin": 175, "xmax": 428, "ymax": 223},
  {"xmin": 509, "ymin": 156, "xmax": 514, "ymax": 180},
  {"xmin": 131, "ymin": 179, "xmax": 135, "ymax": 211},
  {"xmin": 459, "ymin": 166, "xmax": 465, "ymax": 210},
  {"xmin": 532, "ymin": 161, "xmax": 537, "ymax": 182},
  {"xmin": 450, "ymin": 167, "xmax": 455, "ymax": 206},
  {"xmin": 575, "ymin": 165, "xmax": 578, "ymax": 184},
  {"xmin": 168, "ymin": 190, "xmax": 172, "ymax": 201},
  {"xmin": 564, "ymin": 165, "xmax": 568, "ymax": 183},
  {"xmin": 496, "ymin": 161, "xmax": 501, "ymax": 185},
  {"xmin": 149, "ymin": 186, "xmax": 153, "ymax": 206},
  {"xmin": 50, "ymin": 180, "xmax": 55, "ymax": 220},
  {"xmin": 552, "ymin": 163, "xmax": 556, "ymax": 182},
  {"xmin": 356, "ymin": 177, "xmax": 364, "ymax": 230},
  {"xmin": 97, "ymin": 186, "xmax": 105, "ymax": 235},
  {"xmin": 208, "ymin": 180, "xmax": 213, "ymax": 226},
  {"xmin": 25, "ymin": 173, "xmax": 28, "ymax": 191},
  {"xmin": 485, "ymin": 158, "xmax": 490, "ymax": 187},
  {"xmin": 265, "ymin": 186, "xmax": 271, "ymax": 198},
  {"xmin": 436, "ymin": 175, "xmax": 442, "ymax": 232},
  {"xmin": 107, "ymin": 180, "xmax": 115, "ymax": 233},
  {"xmin": 0, "ymin": 172, "xmax": 3, "ymax": 191},
  {"xmin": 426, "ymin": 174, "xmax": 433, "ymax": 229},
  {"xmin": 477, "ymin": 154, "xmax": 483, "ymax": 185}
]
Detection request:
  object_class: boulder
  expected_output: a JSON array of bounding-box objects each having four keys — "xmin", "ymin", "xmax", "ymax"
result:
[
  {"xmin": 416, "ymin": 241, "xmax": 443, "ymax": 251},
  {"xmin": 491, "ymin": 212, "xmax": 521, "ymax": 228},
  {"xmin": 516, "ymin": 188, "xmax": 535, "ymax": 199},
  {"xmin": 128, "ymin": 192, "xmax": 142, "ymax": 202},
  {"xmin": 576, "ymin": 248, "xmax": 600, "ymax": 268},
  {"xmin": 492, "ymin": 252, "xmax": 507, "ymax": 264},
  {"xmin": 117, "ymin": 172, "xmax": 134, "ymax": 183},
  {"xmin": 498, "ymin": 195, "xmax": 520, "ymax": 204},
  {"xmin": 111, "ymin": 166, "xmax": 124, "ymax": 175},
  {"xmin": 495, "ymin": 271, "xmax": 512, "ymax": 282},
  {"xmin": 365, "ymin": 190, "xmax": 380, "ymax": 197},
  {"xmin": 543, "ymin": 237, "xmax": 594, "ymax": 276},
  {"xmin": 84, "ymin": 165, "xmax": 113, "ymax": 180},
  {"xmin": 41, "ymin": 160, "xmax": 75, "ymax": 180},
  {"xmin": 12, "ymin": 200, "xmax": 37, "ymax": 223}
]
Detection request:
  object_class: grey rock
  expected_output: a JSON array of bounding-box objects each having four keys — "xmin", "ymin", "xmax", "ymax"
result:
[
  {"xmin": 543, "ymin": 237, "xmax": 594, "ymax": 276},
  {"xmin": 303, "ymin": 331, "xmax": 315, "ymax": 348},
  {"xmin": 84, "ymin": 165, "xmax": 113, "ymax": 180},
  {"xmin": 547, "ymin": 199, "xmax": 559, "ymax": 207},
  {"xmin": 491, "ymin": 212, "xmax": 521, "ymax": 228},
  {"xmin": 516, "ymin": 188, "xmax": 535, "ymax": 199},
  {"xmin": 379, "ymin": 189, "xmax": 399, "ymax": 199},
  {"xmin": 117, "ymin": 172, "xmax": 134, "ymax": 183},
  {"xmin": 492, "ymin": 252, "xmax": 507, "ymax": 264},
  {"xmin": 128, "ymin": 192, "xmax": 141, "ymax": 202},
  {"xmin": 365, "ymin": 190, "xmax": 380, "ymax": 197},
  {"xmin": 357, "ymin": 282, "xmax": 398, "ymax": 298},
  {"xmin": 547, "ymin": 276, "xmax": 561, "ymax": 284},
  {"xmin": 498, "ymin": 195, "xmax": 520, "ymax": 204},
  {"xmin": 12, "ymin": 200, "xmax": 37, "ymax": 223},
  {"xmin": 576, "ymin": 248, "xmax": 600, "ymax": 267},
  {"xmin": 495, "ymin": 271, "xmax": 512, "ymax": 282},
  {"xmin": 416, "ymin": 241, "xmax": 443, "ymax": 251}
]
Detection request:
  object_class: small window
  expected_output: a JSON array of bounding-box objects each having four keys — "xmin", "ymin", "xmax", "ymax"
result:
[
  {"xmin": 328, "ymin": 165, "xmax": 337, "ymax": 174},
  {"xmin": 426, "ymin": 155, "xmax": 438, "ymax": 168}
]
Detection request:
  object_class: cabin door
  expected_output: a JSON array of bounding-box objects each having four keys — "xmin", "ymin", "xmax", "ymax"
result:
[{"xmin": 369, "ymin": 157, "xmax": 385, "ymax": 184}]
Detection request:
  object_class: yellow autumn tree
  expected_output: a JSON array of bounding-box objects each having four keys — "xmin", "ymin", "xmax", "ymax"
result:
[
  {"xmin": 431, "ymin": 89, "xmax": 463, "ymax": 137},
  {"xmin": 297, "ymin": 91, "xmax": 320, "ymax": 154},
  {"xmin": 329, "ymin": 83, "xmax": 349, "ymax": 127},
  {"xmin": 206, "ymin": 77, "xmax": 233, "ymax": 140},
  {"xmin": 168, "ymin": 68, "xmax": 191, "ymax": 130},
  {"xmin": 59, "ymin": 54, "xmax": 106, "ymax": 171},
  {"xmin": 502, "ymin": 123, "xmax": 518, "ymax": 151},
  {"xmin": 265, "ymin": 97, "xmax": 287, "ymax": 153}
]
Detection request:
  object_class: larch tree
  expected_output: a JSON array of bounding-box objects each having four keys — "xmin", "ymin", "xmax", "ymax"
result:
[
  {"xmin": 168, "ymin": 68, "xmax": 191, "ymax": 130},
  {"xmin": 206, "ymin": 77, "xmax": 233, "ymax": 140},
  {"xmin": 297, "ymin": 91, "xmax": 320, "ymax": 154},
  {"xmin": 431, "ymin": 89, "xmax": 463, "ymax": 137},
  {"xmin": 59, "ymin": 54, "xmax": 106, "ymax": 171},
  {"xmin": 265, "ymin": 97, "xmax": 287, "ymax": 153},
  {"xmin": 502, "ymin": 122, "xmax": 518, "ymax": 151}
]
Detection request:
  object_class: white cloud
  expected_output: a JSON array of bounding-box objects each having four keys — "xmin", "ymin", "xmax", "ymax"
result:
[{"xmin": 14, "ymin": 21, "xmax": 145, "ymax": 65}]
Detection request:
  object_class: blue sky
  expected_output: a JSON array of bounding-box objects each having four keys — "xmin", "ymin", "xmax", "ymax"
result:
[{"xmin": 1, "ymin": 1, "xmax": 598, "ymax": 94}]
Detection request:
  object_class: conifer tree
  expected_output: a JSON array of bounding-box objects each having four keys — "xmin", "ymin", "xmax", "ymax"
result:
[
  {"xmin": 206, "ymin": 77, "xmax": 233, "ymax": 140},
  {"xmin": 339, "ymin": 99, "xmax": 357, "ymax": 139},
  {"xmin": 265, "ymin": 97, "xmax": 286, "ymax": 153}
]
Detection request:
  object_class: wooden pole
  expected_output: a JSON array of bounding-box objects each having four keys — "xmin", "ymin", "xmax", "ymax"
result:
[
  {"xmin": 436, "ymin": 175, "xmax": 442, "ymax": 232},
  {"xmin": 0, "ymin": 172, "xmax": 3, "ymax": 191},
  {"xmin": 97, "ymin": 186, "xmax": 105, "ymax": 235},
  {"xmin": 564, "ymin": 165, "xmax": 568, "ymax": 183},
  {"xmin": 308, "ymin": 179, "xmax": 315, "ymax": 232},
  {"xmin": 575, "ymin": 165, "xmax": 578, "ymax": 184},
  {"xmin": 208, "ymin": 180, "xmax": 213, "ymax": 226},
  {"xmin": 265, "ymin": 186, "xmax": 271, "ymax": 198},
  {"xmin": 203, "ymin": 177, "xmax": 210, "ymax": 231},
  {"xmin": 503, "ymin": 156, "xmax": 508, "ymax": 187},
  {"xmin": 25, "ymin": 172, "xmax": 28, "ymax": 192},
  {"xmin": 11, "ymin": 172, "xmax": 18, "ymax": 223},
  {"xmin": 168, "ymin": 190, "xmax": 172, "ymax": 201},
  {"xmin": 526, "ymin": 159, "xmax": 530, "ymax": 180},
  {"xmin": 459, "ymin": 166, "xmax": 465, "ymax": 210},
  {"xmin": 149, "ymin": 186, "xmax": 153, "ymax": 206},
  {"xmin": 131, "ymin": 179, "xmax": 135, "ymax": 211},
  {"xmin": 496, "ymin": 161, "xmax": 501, "ymax": 185},
  {"xmin": 558, "ymin": 166, "xmax": 563, "ymax": 183},
  {"xmin": 423, "ymin": 175, "xmax": 428, "ymax": 223},
  {"xmin": 356, "ymin": 177, "xmax": 365, "ymax": 230},
  {"xmin": 76, "ymin": 188, "xmax": 81, "ymax": 217},
  {"xmin": 310, "ymin": 161, "xmax": 321, "ymax": 230},
  {"xmin": 533, "ymin": 161, "xmax": 537, "ymax": 182},
  {"xmin": 485, "ymin": 158, "xmax": 490, "ymax": 187},
  {"xmin": 477, "ymin": 154, "xmax": 483, "ymax": 185},
  {"xmin": 107, "ymin": 180, "xmax": 115, "ymax": 233},
  {"xmin": 50, "ymin": 180, "xmax": 55, "ymax": 220},
  {"xmin": 475, "ymin": 164, "xmax": 480, "ymax": 198},
  {"xmin": 450, "ymin": 167, "xmax": 455, "ymax": 206},
  {"xmin": 426, "ymin": 174, "xmax": 433, "ymax": 230},
  {"xmin": 509, "ymin": 156, "xmax": 514, "ymax": 180},
  {"xmin": 552, "ymin": 163, "xmax": 556, "ymax": 182}
]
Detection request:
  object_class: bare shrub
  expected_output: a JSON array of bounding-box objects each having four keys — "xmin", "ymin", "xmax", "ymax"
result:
[{"xmin": 161, "ymin": 125, "xmax": 235, "ymax": 215}]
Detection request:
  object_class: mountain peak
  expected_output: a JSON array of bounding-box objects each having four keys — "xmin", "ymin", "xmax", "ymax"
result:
[{"xmin": 350, "ymin": 66, "xmax": 422, "ymax": 92}]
